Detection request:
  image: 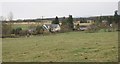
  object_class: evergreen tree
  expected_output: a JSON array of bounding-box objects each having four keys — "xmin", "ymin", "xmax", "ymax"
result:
[
  {"xmin": 61, "ymin": 17, "xmax": 67, "ymax": 25},
  {"xmin": 114, "ymin": 10, "xmax": 119, "ymax": 23},
  {"xmin": 52, "ymin": 16, "xmax": 59, "ymax": 24},
  {"xmin": 67, "ymin": 15, "xmax": 74, "ymax": 30},
  {"xmin": 61, "ymin": 17, "xmax": 70, "ymax": 32}
]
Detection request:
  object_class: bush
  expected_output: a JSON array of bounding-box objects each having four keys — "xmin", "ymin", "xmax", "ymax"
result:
[
  {"xmin": 36, "ymin": 25, "xmax": 44, "ymax": 34},
  {"xmin": 36, "ymin": 25, "xmax": 51, "ymax": 35},
  {"xmin": 19, "ymin": 30, "xmax": 28, "ymax": 36},
  {"xmin": 13, "ymin": 27, "xmax": 22, "ymax": 35},
  {"xmin": 60, "ymin": 25, "xmax": 71, "ymax": 33},
  {"xmin": 85, "ymin": 24, "xmax": 99, "ymax": 33},
  {"xmin": 2, "ymin": 23, "xmax": 13, "ymax": 37},
  {"xmin": 27, "ymin": 28, "xmax": 36, "ymax": 35}
]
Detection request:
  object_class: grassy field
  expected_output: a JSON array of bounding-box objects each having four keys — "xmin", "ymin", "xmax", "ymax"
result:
[
  {"xmin": 12, "ymin": 24, "xmax": 38, "ymax": 30},
  {"xmin": 2, "ymin": 31, "xmax": 118, "ymax": 62}
]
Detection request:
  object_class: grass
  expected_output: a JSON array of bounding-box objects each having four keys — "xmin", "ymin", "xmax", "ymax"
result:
[
  {"xmin": 2, "ymin": 31, "xmax": 118, "ymax": 62},
  {"xmin": 12, "ymin": 24, "xmax": 29, "ymax": 30},
  {"xmin": 12, "ymin": 24, "xmax": 41, "ymax": 30}
]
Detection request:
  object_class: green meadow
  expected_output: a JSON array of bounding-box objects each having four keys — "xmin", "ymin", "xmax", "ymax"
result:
[{"xmin": 2, "ymin": 31, "xmax": 118, "ymax": 62}]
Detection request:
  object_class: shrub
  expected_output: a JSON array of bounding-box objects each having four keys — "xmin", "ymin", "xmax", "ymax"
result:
[
  {"xmin": 98, "ymin": 22, "xmax": 111, "ymax": 32},
  {"xmin": 67, "ymin": 15, "xmax": 74, "ymax": 30},
  {"xmin": 36, "ymin": 25, "xmax": 44, "ymax": 34},
  {"xmin": 2, "ymin": 23, "xmax": 13, "ymax": 37},
  {"xmin": 14, "ymin": 27, "xmax": 22, "ymax": 35},
  {"xmin": 60, "ymin": 25, "xmax": 71, "ymax": 32},
  {"xmin": 85, "ymin": 24, "xmax": 99, "ymax": 33},
  {"xmin": 19, "ymin": 30, "xmax": 28, "ymax": 36},
  {"xmin": 52, "ymin": 16, "xmax": 59, "ymax": 24}
]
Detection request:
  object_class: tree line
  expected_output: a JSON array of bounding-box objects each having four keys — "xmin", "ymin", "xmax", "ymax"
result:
[{"xmin": 1, "ymin": 10, "xmax": 120, "ymax": 38}]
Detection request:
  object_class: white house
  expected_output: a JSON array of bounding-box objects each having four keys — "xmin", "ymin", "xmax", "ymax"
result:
[{"xmin": 42, "ymin": 24, "xmax": 61, "ymax": 32}]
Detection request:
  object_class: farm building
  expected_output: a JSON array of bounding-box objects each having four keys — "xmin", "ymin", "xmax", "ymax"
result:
[{"xmin": 42, "ymin": 24, "xmax": 61, "ymax": 32}]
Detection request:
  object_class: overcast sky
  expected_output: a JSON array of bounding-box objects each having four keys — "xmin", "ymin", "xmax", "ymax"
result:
[{"xmin": 1, "ymin": 2, "xmax": 119, "ymax": 20}]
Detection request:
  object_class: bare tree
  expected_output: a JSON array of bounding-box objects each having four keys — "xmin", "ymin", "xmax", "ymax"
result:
[
  {"xmin": 0, "ymin": 16, "xmax": 6, "ymax": 21},
  {"xmin": 8, "ymin": 12, "xmax": 13, "ymax": 21}
]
